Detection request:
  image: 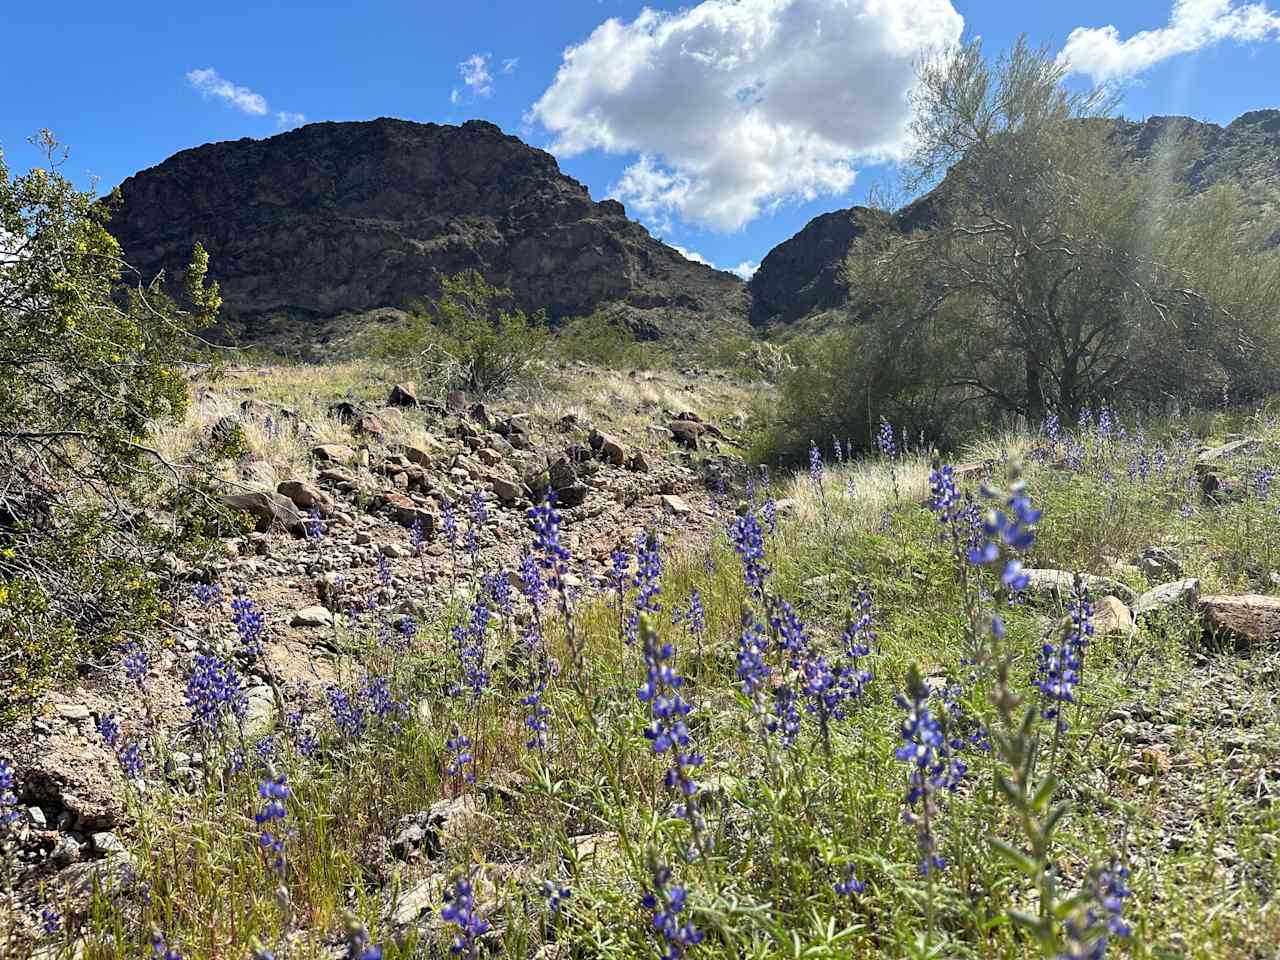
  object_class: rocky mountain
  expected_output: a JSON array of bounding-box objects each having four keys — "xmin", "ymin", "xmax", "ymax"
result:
[
  {"xmin": 108, "ymin": 118, "xmax": 749, "ymax": 349},
  {"xmin": 748, "ymin": 109, "xmax": 1280, "ymax": 329}
]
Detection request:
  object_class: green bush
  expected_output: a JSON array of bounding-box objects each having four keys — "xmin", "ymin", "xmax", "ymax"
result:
[
  {"xmin": 0, "ymin": 132, "xmax": 219, "ymax": 719},
  {"xmin": 371, "ymin": 270, "xmax": 547, "ymax": 398},
  {"xmin": 552, "ymin": 310, "xmax": 650, "ymax": 368}
]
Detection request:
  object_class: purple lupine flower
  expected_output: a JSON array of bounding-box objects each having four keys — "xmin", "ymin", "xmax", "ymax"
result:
[
  {"xmin": 834, "ymin": 866, "xmax": 866, "ymax": 897},
  {"xmin": 728, "ymin": 511, "xmax": 769, "ymax": 598},
  {"xmin": 304, "ymin": 508, "xmax": 326, "ymax": 541},
  {"xmin": 446, "ymin": 725, "xmax": 475, "ymax": 783},
  {"xmin": 185, "ymin": 654, "xmax": 247, "ymax": 735},
  {"xmin": 625, "ymin": 533, "xmax": 662, "ymax": 645},
  {"xmin": 96, "ymin": 713, "xmax": 121, "ymax": 749},
  {"xmin": 442, "ymin": 499, "xmax": 459, "ymax": 548},
  {"xmin": 117, "ymin": 741, "xmax": 145, "ymax": 780},
  {"xmin": 636, "ymin": 615, "xmax": 705, "ymax": 848},
  {"xmin": 833, "ymin": 435, "xmax": 844, "ymax": 464},
  {"xmin": 809, "ymin": 441, "xmax": 824, "ymax": 488},
  {"xmin": 736, "ymin": 618, "xmax": 771, "ymax": 705},
  {"xmin": 326, "ymin": 685, "xmax": 368, "ymax": 740},
  {"xmin": 761, "ymin": 498, "xmax": 777, "ymax": 536},
  {"xmin": 1042, "ymin": 412, "xmax": 1061, "ymax": 445},
  {"xmin": 486, "ymin": 569, "xmax": 514, "ymax": 619},
  {"xmin": 642, "ymin": 863, "xmax": 703, "ymax": 959},
  {"xmin": 40, "ymin": 907, "xmax": 61, "ymax": 936},
  {"xmin": 122, "ymin": 641, "xmax": 149, "ymax": 687},
  {"xmin": 410, "ymin": 517, "xmax": 426, "ymax": 555},
  {"xmin": 1060, "ymin": 863, "xmax": 1132, "ymax": 959},
  {"xmin": 541, "ymin": 880, "xmax": 572, "ymax": 917},
  {"xmin": 519, "ymin": 549, "xmax": 549, "ymax": 611},
  {"xmin": 231, "ymin": 596, "xmax": 265, "ymax": 660},
  {"xmin": 152, "ymin": 932, "xmax": 183, "ymax": 960},
  {"xmin": 521, "ymin": 667, "xmax": 551, "ymax": 752},
  {"xmin": 193, "ymin": 582, "xmax": 223, "ymax": 607},
  {"xmin": 376, "ymin": 552, "xmax": 392, "ymax": 590},
  {"xmin": 0, "ymin": 759, "xmax": 20, "ymax": 829},
  {"xmin": 895, "ymin": 668, "xmax": 966, "ymax": 875},
  {"xmin": 254, "ymin": 773, "xmax": 290, "ymax": 874},
  {"xmin": 442, "ymin": 873, "xmax": 490, "ymax": 958},
  {"xmin": 876, "ymin": 417, "xmax": 896, "ymax": 457},
  {"xmin": 1034, "ymin": 581, "xmax": 1093, "ymax": 737},
  {"xmin": 362, "ymin": 674, "xmax": 408, "ymax": 729},
  {"xmin": 529, "ymin": 494, "xmax": 571, "ymax": 591},
  {"xmin": 770, "ymin": 599, "xmax": 811, "ymax": 668}
]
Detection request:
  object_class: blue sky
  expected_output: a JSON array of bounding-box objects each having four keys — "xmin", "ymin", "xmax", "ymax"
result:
[{"xmin": 2, "ymin": 0, "xmax": 1278, "ymax": 276}]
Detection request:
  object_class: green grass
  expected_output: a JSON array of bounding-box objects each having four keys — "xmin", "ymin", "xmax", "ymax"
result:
[{"xmin": 16, "ymin": 406, "xmax": 1280, "ymax": 959}]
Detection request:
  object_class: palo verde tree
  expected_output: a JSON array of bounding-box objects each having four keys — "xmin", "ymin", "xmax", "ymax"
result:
[
  {"xmin": 0, "ymin": 132, "xmax": 221, "ymax": 718},
  {"xmin": 845, "ymin": 37, "xmax": 1280, "ymax": 426}
]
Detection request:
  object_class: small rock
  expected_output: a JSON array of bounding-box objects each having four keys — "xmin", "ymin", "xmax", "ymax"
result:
[
  {"xmin": 1135, "ymin": 547, "xmax": 1181, "ymax": 581},
  {"xmin": 52, "ymin": 835, "xmax": 81, "ymax": 866},
  {"xmin": 91, "ymin": 832, "xmax": 127, "ymax": 855},
  {"xmin": 379, "ymin": 543, "xmax": 410, "ymax": 559},
  {"xmin": 55, "ymin": 703, "xmax": 91, "ymax": 722},
  {"xmin": 660, "ymin": 494, "xmax": 692, "ymax": 515},
  {"xmin": 219, "ymin": 492, "xmax": 305, "ymax": 537},
  {"xmin": 291, "ymin": 605, "xmax": 334, "ymax": 628},
  {"xmin": 1134, "ymin": 578, "xmax": 1200, "ymax": 619},
  {"xmin": 477, "ymin": 447, "xmax": 503, "ymax": 467},
  {"xmin": 491, "ymin": 476, "xmax": 524, "ymax": 504},
  {"xmin": 276, "ymin": 479, "xmax": 326, "ymax": 511}
]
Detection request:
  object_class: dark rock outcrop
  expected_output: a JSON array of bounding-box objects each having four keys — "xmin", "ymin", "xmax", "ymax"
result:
[{"xmin": 108, "ymin": 118, "xmax": 749, "ymax": 349}]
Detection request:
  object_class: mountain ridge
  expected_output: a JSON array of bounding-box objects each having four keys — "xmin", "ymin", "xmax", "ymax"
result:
[{"xmin": 107, "ymin": 117, "xmax": 749, "ymax": 351}]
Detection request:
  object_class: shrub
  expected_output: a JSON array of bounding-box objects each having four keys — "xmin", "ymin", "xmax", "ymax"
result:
[
  {"xmin": 0, "ymin": 132, "xmax": 219, "ymax": 718},
  {"xmin": 552, "ymin": 310, "xmax": 650, "ymax": 368},
  {"xmin": 371, "ymin": 270, "xmax": 547, "ymax": 399}
]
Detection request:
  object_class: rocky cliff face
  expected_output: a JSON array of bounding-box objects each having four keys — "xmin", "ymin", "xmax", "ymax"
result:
[
  {"xmin": 748, "ymin": 109, "xmax": 1280, "ymax": 328},
  {"xmin": 108, "ymin": 118, "xmax": 749, "ymax": 348}
]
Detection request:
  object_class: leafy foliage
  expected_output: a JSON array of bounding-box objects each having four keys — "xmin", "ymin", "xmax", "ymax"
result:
[
  {"xmin": 371, "ymin": 270, "xmax": 548, "ymax": 399},
  {"xmin": 0, "ymin": 132, "xmax": 218, "ymax": 716}
]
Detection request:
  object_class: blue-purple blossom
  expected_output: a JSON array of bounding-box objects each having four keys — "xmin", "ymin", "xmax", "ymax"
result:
[
  {"xmin": 122, "ymin": 641, "xmax": 149, "ymax": 687},
  {"xmin": 895, "ymin": 669, "xmax": 966, "ymax": 875},
  {"xmin": 185, "ymin": 654, "xmax": 247, "ymax": 735},
  {"xmin": 443, "ymin": 499, "xmax": 459, "ymax": 548},
  {"xmin": 809, "ymin": 441, "xmax": 824, "ymax": 488},
  {"xmin": 446, "ymin": 725, "xmax": 475, "ymax": 783},
  {"xmin": 304, "ymin": 508, "xmax": 326, "ymax": 541},
  {"xmin": 519, "ymin": 550, "xmax": 549, "ymax": 611},
  {"xmin": 231, "ymin": 597, "xmax": 265, "ymax": 660},
  {"xmin": 441, "ymin": 873, "xmax": 490, "ymax": 957},
  {"xmin": 729, "ymin": 511, "xmax": 769, "ymax": 598},
  {"xmin": 152, "ymin": 932, "xmax": 182, "ymax": 960},
  {"xmin": 876, "ymin": 417, "xmax": 897, "ymax": 458},
  {"xmin": 40, "ymin": 907, "xmax": 61, "ymax": 936},
  {"xmin": 193, "ymin": 582, "xmax": 222, "ymax": 607},
  {"xmin": 642, "ymin": 863, "xmax": 703, "ymax": 959},
  {"xmin": 834, "ymin": 866, "xmax": 866, "ymax": 897},
  {"xmin": 97, "ymin": 712, "xmax": 121, "ymax": 749},
  {"xmin": 0, "ymin": 759, "xmax": 19, "ymax": 829},
  {"xmin": 1034, "ymin": 581, "xmax": 1093, "ymax": 733},
  {"xmin": 255, "ymin": 773, "xmax": 290, "ymax": 873},
  {"xmin": 1059, "ymin": 863, "xmax": 1132, "ymax": 960},
  {"xmin": 541, "ymin": 880, "xmax": 572, "ymax": 917},
  {"xmin": 117, "ymin": 741, "xmax": 145, "ymax": 780}
]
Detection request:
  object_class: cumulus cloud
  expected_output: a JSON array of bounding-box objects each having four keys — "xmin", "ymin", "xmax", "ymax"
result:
[
  {"xmin": 667, "ymin": 244, "xmax": 760, "ymax": 281},
  {"xmin": 276, "ymin": 111, "xmax": 306, "ymax": 129},
  {"xmin": 460, "ymin": 53, "xmax": 494, "ymax": 96},
  {"xmin": 530, "ymin": 0, "xmax": 964, "ymax": 231},
  {"xmin": 1059, "ymin": 0, "xmax": 1280, "ymax": 83},
  {"xmin": 669, "ymin": 243, "xmax": 715, "ymax": 267},
  {"xmin": 185, "ymin": 67, "xmax": 270, "ymax": 116},
  {"xmin": 730, "ymin": 260, "xmax": 760, "ymax": 280}
]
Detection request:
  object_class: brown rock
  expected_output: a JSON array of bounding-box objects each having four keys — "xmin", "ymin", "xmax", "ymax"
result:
[
  {"xmin": 380, "ymin": 491, "xmax": 437, "ymax": 531},
  {"xmin": 477, "ymin": 447, "xmax": 503, "ymax": 467},
  {"xmin": 313, "ymin": 443, "xmax": 357, "ymax": 464},
  {"xmin": 661, "ymin": 494, "xmax": 692, "ymax": 515},
  {"xmin": 220, "ymin": 491, "xmax": 304, "ymax": 536},
  {"xmin": 15, "ymin": 732, "xmax": 124, "ymax": 830},
  {"xmin": 594, "ymin": 432, "xmax": 626, "ymax": 466},
  {"xmin": 276, "ymin": 479, "xmax": 326, "ymax": 511},
  {"xmin": 628, "ymin": 450, "xmax": 651, "ymax": 473},
  {"xmin": 354, "ymin": 413, "xmax": 384, "ymax": 439},
  {"xmin": 668, "ymin": 420, "xmax": 702, "ymax": 449},
  {"xmin": 388, "ymin": 382, "xmax": 419, "ymax": 407},
  {"xmin": 491, "ymin": 476, "xmax": 525, "ymax": 504},
  {"xmin": 549, "ymin": 458, "xmax": 577, "ymax": 491},
  {"xmin": 1199, "ymin": 594, "xmax": 1280, "ymax": 649}
]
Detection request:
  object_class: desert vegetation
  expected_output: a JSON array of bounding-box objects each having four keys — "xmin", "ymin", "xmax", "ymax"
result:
[{"xmin": 3, "ymin": 35, "xmax": 1280, "ymax": 960}]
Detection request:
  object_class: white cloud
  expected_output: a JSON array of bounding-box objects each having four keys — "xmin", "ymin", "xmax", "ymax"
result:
[
  {"xmin": 276, "ymin": 111, "xmax": 306, "ymax": 129},
  {"xmin": 669, "ymin": 243, "xmax": 715, "ymax": 267},
  {"xmin": 1059, "ymin": 0, "xmax": 1280, "ymax": 83},
  {"xmin": 730, "ymin": 260, "xmax": 760, "ymax": 280},
  {"xmin": 530, "ymin": 0, "xmax": 964, "ymax": 231},
  {"xmin": 185, "ymin": 67, "xmax": 270, "ymax": 116},
  {"xmin": 503, "ymin": 57, "xmax": 520, "ymax": 74},
  {"xmin": 460, "ymin": 53, "xmax": 494, "ymax": 97},
  {"xmin": 450, "ymin": 88, "xmax": 462, "ymax": 106}
]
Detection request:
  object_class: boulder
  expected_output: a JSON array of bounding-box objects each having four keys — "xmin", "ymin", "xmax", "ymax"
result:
[
  {"xmin": 668, "ymin": 420, "xmax": 703, "ymax": 449},
  {"xmin": 15, "ymin": 732, "xmax": 124, "ymax": 831},
  {"xmin": 1196, "ymin": 438, "xmax": 1263, "ymax": 466},
  {"xmin": 312, "ymin": 443, "xmax": 357, "ymax": 464},
  {"xmin": 1198, "ymin": 594, "xmax": 1280, "ymax": 650},
  {"xmin": 1020, "ymin": 569, "xmax": 1136, "ymax": 606},
  {"xmin": 219, "ymin": 491, "xmax": 304, "ymax": 536},
  {"xmin": 291, "ymin": 605, "xmax": 334, "ymax": 628},
  {"xmin": 491, "ymin": 476, "xmax": 525, "ymax": 504},
  {"xmin": 1134, "ymin": 547, "xmax": 1182, "ymax": 582},
  {"xmin": 276, "ymin": 479, "xmax": 326, "ymax": 511},
  {"xmin": 628, "ymin": 450, "xmax": 651, "ymax": 473},
  {"xmin": 387, "ymin": 382, "xmax": 419, "ymax": 407},
  {"xmin": 379, "ymin": 491, "xmax": 437, "ymax": 531},
  {"xmin": 597, "ymin": 433, "xmax": 626, "ymax": 466},
  {"xmin": 1134, "ymin": 578, "xmax": 1201, "ymax": 619},
  {"xmin": 548, "ymin": 458, "xmax": 578, "ymax": 491},
  {"xmin": 661, "ymin": 494, "xmax": 692, "ymax": 515},
  {"xmin": 1053, "ymin": 595, "xmax": 1133, "ymax": 638},
  {"xmin": 354, "ymin": 413, "xmax": 384, "ymax": 439}
]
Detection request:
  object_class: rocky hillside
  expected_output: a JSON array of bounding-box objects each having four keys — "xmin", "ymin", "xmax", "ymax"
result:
[
  {"xmin": 749, "ymin": 108, "xmax": 1280, "ymax": 329},
  {"xmin": 107, "ymin": 118, "xmax": 749, "ymax": 350}
]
